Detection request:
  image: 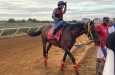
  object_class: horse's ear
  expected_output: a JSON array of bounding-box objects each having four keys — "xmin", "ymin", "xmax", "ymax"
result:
[
  {"xmin": 90, "ymin": 21, "xmax": 95, "ymax": 26},
  {"xmin": 90, "ymin": 21, "xmax": 93, "ymax": 25}
]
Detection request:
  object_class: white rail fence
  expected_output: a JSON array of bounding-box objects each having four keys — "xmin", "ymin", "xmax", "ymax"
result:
[
  {"xmin": 0, "ymin": 23, "xmax": 53, "ymax": 36},
  {"xmin": 0, "ymin": 26, "xmax": 42, "ymax": 36}
]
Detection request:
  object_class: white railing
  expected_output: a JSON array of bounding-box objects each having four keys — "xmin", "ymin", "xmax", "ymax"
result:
[
  {"xmin": 0, "ymin": 26, "xmax": 42, "ymax": 36},
  {"xmin": 0, "ymin": 23, "xmax": 53, "ymax": 36}
]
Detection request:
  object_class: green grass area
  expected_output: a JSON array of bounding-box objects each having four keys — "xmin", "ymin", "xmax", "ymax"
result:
[
  {"xmin": 17, "ymin": 28, "xmax": 30, "ymax": 34},
  {"xmin": 1, "ymin": 29, "xmax": 17, "ymax": 36}
]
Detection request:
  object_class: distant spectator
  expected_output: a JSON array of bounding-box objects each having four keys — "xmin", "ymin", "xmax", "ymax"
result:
[{"xmin": 108, "ymin": 19, "xmax": 115, "ymax": 33}]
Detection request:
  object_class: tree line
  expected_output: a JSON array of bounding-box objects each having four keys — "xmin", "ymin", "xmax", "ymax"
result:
[
  {"xmin": 7, "ymin": 18, "xmax": 81, "ymax": 23},
  {"xmin": 7, "ymin": 18, "xmax": 53, "ymax": 23}
]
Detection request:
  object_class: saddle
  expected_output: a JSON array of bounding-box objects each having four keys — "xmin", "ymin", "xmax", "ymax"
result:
[{"xmin": 47, "ymin": 22, "xmax": 69, "ymax": 47}]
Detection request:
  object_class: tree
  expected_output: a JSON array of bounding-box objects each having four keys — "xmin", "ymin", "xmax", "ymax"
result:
[
  {"xmin": 27, "ymin": 18, "xmax": 39, "ymax": 22},
  {"xmin": 8, "ymin": 18, "xmax": 15, "ymax": 23},
  {"xmin": 21, "ymin": 19, "xmax": 26, "ymax": 22},
  {"xmin": 16, "ymin": 19, "xmax": 26, "ymax": 23},
  {"xmin": 27, "ymin": 18, "xmax": 33, "ymax": 22},
  {"xmin": 32, "ymin": 19, "xmax": 37, "ymax": 22},
  {"xmin": 72, "ymin": 20, "xmax": 77, "ymax": 23}
]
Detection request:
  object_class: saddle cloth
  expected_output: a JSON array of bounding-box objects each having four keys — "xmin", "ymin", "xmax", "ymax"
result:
[{"xmin": 47, "ymin": 27, "xmax": 62, "ymax": 41}]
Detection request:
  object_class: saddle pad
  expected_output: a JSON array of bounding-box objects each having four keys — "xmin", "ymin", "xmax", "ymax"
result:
[{"xmin": 47, "ymin": 27, "xmax": 62, "ymax": 41}]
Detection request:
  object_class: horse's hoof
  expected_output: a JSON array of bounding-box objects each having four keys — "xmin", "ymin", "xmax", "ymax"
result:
[
  {"xmin": 45, "ymin": 64, "xmax": 47, "ymax": 67},
  {"xmin": 73, "ymin": 64, "xmax": 79, "ymax": 75},
  {"xmin": 59, "ymin": 61, "xmax": 64, "ymax": 71},
  {"xmin": 73, "ymin": 65, "xmax": 79, "ymax": 71},
  {"xmin": 75, "ymin": 72, "xmax": 79, "ymax": 75},
  {"xmin": 60, "ymin": 68, "xmax": 64, "ymax": 71},
  {"xmin": 44, "ymin": 63, "xmax": 47, "ymax": 67},
  {"xmin": 44, "ymin": 60, "xmax": 47, "ymax": 67},
  {"xmin": 59, "ymin": 65, "xmax": 64, "ymax": 71}
]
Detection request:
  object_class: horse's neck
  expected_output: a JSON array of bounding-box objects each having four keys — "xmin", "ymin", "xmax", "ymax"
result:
[{"xmin": 70, "ymin": 23, "xmax": 85, "ymax": 38}]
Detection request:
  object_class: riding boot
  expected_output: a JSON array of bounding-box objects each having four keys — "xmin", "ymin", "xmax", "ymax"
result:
[{"xmin": 53, "ymin": 29, "xmax": 57, "ymax": 35}]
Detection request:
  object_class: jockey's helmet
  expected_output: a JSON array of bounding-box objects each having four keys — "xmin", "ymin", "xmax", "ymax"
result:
[{"xmin": 58, "ymin": 1, "xmax": 65, "ymax": 6}]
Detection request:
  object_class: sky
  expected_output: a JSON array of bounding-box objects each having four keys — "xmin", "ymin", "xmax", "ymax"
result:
[{"xmin": 0, "ymin": 0, "xmax": 115, "ymax": 21}]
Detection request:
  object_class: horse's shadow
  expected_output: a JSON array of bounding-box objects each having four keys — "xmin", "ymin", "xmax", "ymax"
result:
[
  {"xmin": 56, "ymin": 71, "xmax": 65, "ymax": 75},
  {"xmin": 56, "ymin": 70, "xmax": 77, "ymax": 75}
]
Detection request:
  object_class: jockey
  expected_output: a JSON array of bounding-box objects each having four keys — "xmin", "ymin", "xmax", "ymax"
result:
[
  {"xmin": 95, "ymin": 17, "xmax": 110, "ymax": 74},
  {"xmin": 52, "ymin": 1, "xmax": 67, "ymax": 35}
]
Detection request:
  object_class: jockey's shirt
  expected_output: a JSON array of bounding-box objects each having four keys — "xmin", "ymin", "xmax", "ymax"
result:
[{"xmin": 52, "ymin": 8, "xmax": 64, "ymax": 21}]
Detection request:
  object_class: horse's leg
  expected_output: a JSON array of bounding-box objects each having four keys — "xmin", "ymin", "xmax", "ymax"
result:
[
  {"xmin": 44, "ymin": 42, "xmax": 52, "ymax": 67},
  {"xmin": 42, "ymin": 38, "xmax": 48, "ymax": 67},
  {"xmin": 64, "ymin": 47, "xmax": 79, "ymax": 75},
  {"xmin": 60, "ymin": 52, "xmax": 67, "ymax": 71}
]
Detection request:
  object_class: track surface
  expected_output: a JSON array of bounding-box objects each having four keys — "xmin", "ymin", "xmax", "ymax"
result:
[{"xmin": 0, "ymin": 35, "xmax": 97, "ymax": 75}]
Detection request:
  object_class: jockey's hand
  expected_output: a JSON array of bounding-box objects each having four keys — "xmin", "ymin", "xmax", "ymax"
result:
[
  {"xmin": 65, "ymin": 2, "xmax": 67, "ymax": 6},
  {"xmin": 57, "ymin": 18, "xmax": 63, "ymax": 21}
]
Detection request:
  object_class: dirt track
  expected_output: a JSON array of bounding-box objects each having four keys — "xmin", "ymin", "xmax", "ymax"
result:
[{"xmin": 0, "ymin": 35, "xmax": 97, "ymax": 75}]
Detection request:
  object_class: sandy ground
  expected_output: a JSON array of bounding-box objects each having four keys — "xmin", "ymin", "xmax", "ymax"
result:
[{"xmin": 0, "ymin": 34, "xmax": 97, "ymax": 75}]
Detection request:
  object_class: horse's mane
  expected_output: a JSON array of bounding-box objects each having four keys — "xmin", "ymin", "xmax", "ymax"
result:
[{"xmin": 69, "ymin": 22, "xmax": 84, "ymax": 30}]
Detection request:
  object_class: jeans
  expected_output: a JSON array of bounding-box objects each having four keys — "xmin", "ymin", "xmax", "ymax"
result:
[
  {"xmin": 54, "ymin": 20, "xmax": 63, "ymax": 30},
  {"xmin": 101, "ymin": 46, "xmax": 107, "ymax": 58}
]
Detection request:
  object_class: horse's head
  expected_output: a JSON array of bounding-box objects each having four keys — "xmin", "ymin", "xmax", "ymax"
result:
[
  {"xmin": 83, "ymin": 20, "xmax": 94, "ymax": 39},
  {"xmin": 83, "ymin": 20, "xmax": 100, "ymax": 42}
]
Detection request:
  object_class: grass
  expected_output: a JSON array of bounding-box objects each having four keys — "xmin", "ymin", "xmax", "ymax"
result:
[{"xmin": 1, "ymin": 29, "xmax": 17, "ymax": 36}]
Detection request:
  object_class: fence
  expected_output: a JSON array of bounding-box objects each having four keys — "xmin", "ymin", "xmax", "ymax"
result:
[
  {"xmin": 0, "ymin": 23, "xmax": 53, "ymax": 36},
  {"xmin": 0, "ymin": 27, "xmax": 41, "ymax": 36}
]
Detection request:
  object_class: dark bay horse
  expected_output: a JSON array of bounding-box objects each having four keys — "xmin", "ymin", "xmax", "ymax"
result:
[{"xmin": 28, "ymin": 21, "xmax": 98, "ymax": 75}]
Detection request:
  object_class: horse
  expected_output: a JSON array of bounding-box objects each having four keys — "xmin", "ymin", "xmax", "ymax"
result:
[
  {"xmin": 102, "ymin": 31, "xmax": 115, "ymax": 75},
  {"xmin": 28, "ymin": 21, "xmax": 99, "ymax": 75}
]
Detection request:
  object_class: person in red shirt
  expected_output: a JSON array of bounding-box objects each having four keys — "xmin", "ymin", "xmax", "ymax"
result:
[
  {"xmin": 95, "ymin": 17, "xmax": 110, "ymax": 74},
  {"xmin": 52, "ymin": 1, "xmax": 67, "ymax": 35},
  {"xmin": 96, "ymin": 17, "xmax": 110, "ymax": 58}
]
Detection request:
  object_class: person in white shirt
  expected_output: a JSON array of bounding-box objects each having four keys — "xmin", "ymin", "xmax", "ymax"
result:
[{"xmin": 108, "ymin": 19, "xmax": 115, "ymax": 33}]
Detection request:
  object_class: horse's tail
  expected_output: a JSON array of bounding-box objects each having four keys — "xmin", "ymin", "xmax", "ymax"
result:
[{"xmin": 28, "ymin": 26, "xmax": 43, "ymax": 37}]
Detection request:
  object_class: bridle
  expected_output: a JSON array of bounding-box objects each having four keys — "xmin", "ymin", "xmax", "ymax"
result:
[{"xmin": 85, "ymin": 21, "xmax": 94, "ymax": 40}]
